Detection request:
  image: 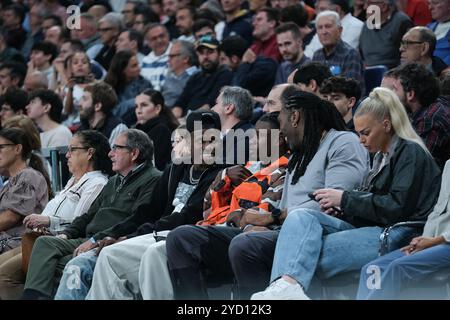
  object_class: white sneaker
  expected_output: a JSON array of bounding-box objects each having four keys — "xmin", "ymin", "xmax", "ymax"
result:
[{"xmin": 250, "ymin": 278, "xmax": 311, "ymax": 300}]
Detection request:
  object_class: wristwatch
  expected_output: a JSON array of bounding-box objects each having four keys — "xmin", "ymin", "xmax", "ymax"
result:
[{"xmin": 271, "ymin": 208, "xmax": 282, "ymax": 225}]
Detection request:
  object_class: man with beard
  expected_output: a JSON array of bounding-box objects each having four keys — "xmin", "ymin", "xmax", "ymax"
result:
[
  {"xmin": 78, "ymin": 81, "xmax": 127, "ymax": 147},
  {"xmin": 382, "ymin": 63, "xmax": 450, "ymax": 169},
  {"xmin": 172, "ymin": 36, "xmax": 233, "ymax": 118}
]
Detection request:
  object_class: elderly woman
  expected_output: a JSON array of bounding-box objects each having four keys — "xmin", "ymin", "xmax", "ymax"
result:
[{"xmin": 0, "ymin": 130, "xmax": 112, "ymax": 300}]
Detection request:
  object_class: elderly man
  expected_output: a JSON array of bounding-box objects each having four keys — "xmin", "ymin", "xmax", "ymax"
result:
[
  {"xmin": 400, "ymin": 26, "xmax": 449, "ymax": 77},
  {"xmin": 161, "ymin": 40, "xmax": 199, "ymax": 108},
  {"xmin": 21, "ymin": 129, "xmax": 162, "ymax": 300},
  {"xmin": 86, "ymin": 12, "xmax": 123, "ymax": 70},
  {"xmin": 312, "ymin": 11, "xmax": 364, "ymax": 89},
  {"xmin": 359, "ymin": 0, "xmax": 413, "ymax": 69}
]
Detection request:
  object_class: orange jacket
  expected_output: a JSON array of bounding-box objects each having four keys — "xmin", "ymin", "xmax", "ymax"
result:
[{"xmin": 197, "ymin": 156, "xmax": 289, "ymax": 226}]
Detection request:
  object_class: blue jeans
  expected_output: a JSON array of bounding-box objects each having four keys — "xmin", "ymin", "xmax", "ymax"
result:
[
  {"xmin": 54, "ymin": 250, "xmax": 98, "ymax": 300},
  {"xmin": 270, "ymin": 208, "xmax": 415, "ymax": 291},
  {"xmin": 357, "ymin": 243, "xmax": 450, "ymax": 300}
]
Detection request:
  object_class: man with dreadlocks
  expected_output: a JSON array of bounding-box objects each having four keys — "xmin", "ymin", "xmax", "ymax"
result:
[{"xmin": 165, "ymin": 85, "xmax": 369, "ymax": 299}]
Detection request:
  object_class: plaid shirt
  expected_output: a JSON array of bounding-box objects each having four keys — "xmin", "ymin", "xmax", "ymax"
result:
[
  {"xmin": 411, "ymin": 95, "xmax": 450, "ymax": 169},
  {"xmin": 312, "ymin": 40, "xmax": 365, "ymax": 92}
]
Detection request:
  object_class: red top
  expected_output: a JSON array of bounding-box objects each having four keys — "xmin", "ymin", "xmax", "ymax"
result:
[
  {"xmin": 250, "ymin": 34, "xmax": 282, "ymax": 62},
  {"xmin": 406, "ymin": 0, "xmax": 432, "ymax": 26}
]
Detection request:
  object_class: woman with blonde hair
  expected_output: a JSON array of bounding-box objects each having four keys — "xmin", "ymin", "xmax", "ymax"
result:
[{"xmin": 251, "ymin": 87, "xmax": 442, "ymax": 300}]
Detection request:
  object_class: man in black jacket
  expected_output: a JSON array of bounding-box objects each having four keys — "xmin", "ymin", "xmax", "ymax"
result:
[{"xmin": 54, "ymin": 111, "xmax": 227, "ymax": 300}]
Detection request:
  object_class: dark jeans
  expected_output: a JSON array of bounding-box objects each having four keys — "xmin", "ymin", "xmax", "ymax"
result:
[{"xmin": 166, "ymin": 225, "xmax": 279, "ymax": 299}]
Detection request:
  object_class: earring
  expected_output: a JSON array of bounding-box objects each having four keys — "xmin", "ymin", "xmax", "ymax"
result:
[{"xmin": 293, "ymin": 123, "xmax": 297, "ymax": 128}]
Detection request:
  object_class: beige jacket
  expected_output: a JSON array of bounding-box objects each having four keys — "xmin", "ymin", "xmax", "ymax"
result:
[{"xmin": 423, "ymin": 160, "xmax": 450, "ymax": 241}]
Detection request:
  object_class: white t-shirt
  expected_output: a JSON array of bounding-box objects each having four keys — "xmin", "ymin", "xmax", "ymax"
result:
[{"xmin": 40, "ymin": 124, "xmax": 73, "ymax": 148}]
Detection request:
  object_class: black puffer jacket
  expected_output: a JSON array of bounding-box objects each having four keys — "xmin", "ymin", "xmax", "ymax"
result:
[
  {"xmin": 106, "ymin": 163, "xmax": 228, "ymax": 238},
  {"xmin": 341, "ymin": 138, "xmax": 441, "ymax": 227}
]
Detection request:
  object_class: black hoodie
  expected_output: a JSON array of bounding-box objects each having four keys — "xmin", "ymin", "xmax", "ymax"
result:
[{"xmin": 105, "ymin": 163, "xmax": 227, "ymax": 238}]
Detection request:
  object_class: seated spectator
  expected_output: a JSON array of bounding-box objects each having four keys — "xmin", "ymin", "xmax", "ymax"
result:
[
  {"xmin": 140, "ymin": 24, "xmax": 172, "ymax": 91},
  {"xmin": 279, "ymin": 4, "xmax": 316, "ymax": 50},
  {"xmin": 359, "ymin": 0, "xmax": 413, "ymax": 69},
  {"xmin": 105, "ymin": 50, "xmax": 152, "ymax": 103},
  {"xmin": 251, "ymin": 87, "xmax": 441, "ymax": 300},
  {"xmin": 385, "ymin": 63, "xmax": 450, "ymax": 168},
  {"xmin": 27, "ymin": 41, "xmax": 58, "ymax": 88},
  {"xmin": 358, "ymin": 159, "xmax": 450, "ymax": 300},
  {"xmin": 132, "ymin": 8, "xmax": 160, "ymax": 35},
  {"xmin": 26, "ymin": 89, "xmax": 73, "ymax": 148},
  {"xmin": 86, "ymin": 13, "xmax": 123, "ymax": 70},
  {"xmin": 176, "ymin": 6, "xmax": 195, "ymax": 42},
  {"xmin": 192, "ymin": 18, "xmax": 216, "ymax": 41},
  {"xmin": 60, "ymin": 51, "xmax": 96, "ymax": 129},
  {"xmin": 0, "ymin": 26, "xmax": 25, "ymax": 65},
  {"xmin": 84, "ymin": 112, "xmax": 288, "ymax": 300},
  {"xmin": 212, "ymin": 86, "xmax": 255, "ymax": 165},
  {"xmin": 0, "ymin": 128, "xmax": 50, "ymax": 255},
  {"xmin": 2, "ymin": 4, "xmax": 27, "ymax": 51},
  {"xmin": 396, "ymin": 0, "xmax": 432, "ymax": 26},
  {"xmin": 55, "ymin": 111, "xmax": 225, "ymax": 300},
  {"xmin": 291, "ymin": 62, "xmax": 332, "ymax": 97},
  {"xmin": 427, "ymin": 0, "xmax": 450, "ymax": 65},
  {"xmin": 115, "ymin": 29, "xmax": 146, "ymax": 66},
  {"xmin": 304, "ymin": 0, "xmax": 364, "ymax": 58},
  {"xmin": 134, "ymin": 89, "xmax": 179, "ymax": 171},
  {"xmin": 312, "ymin": 11, "xmax": 364, "ymax": 91},
  {"xmin": 219, "ymin": 35, "xmax": 278, "ymax": 98},
  {"xmin": 221, "ymin": 0, "xmax": 253, "ymax": 45},
  {"xmin": 248, "ymin": 7, "xmax": 282, "ymax": 62},
  {"xmin": 275, "ymin": 22, "xmax": 310, "ymax": 85},
  {"xmin": 0, "ymin": 62, "xmax": 27, "ymax": 95},
  {"xmin": 320, "ymin": 76, "xmax": 362, "ymax": 131},
  {"xmin": 350, "ymin": 0, "xmax": 366, "ymax": 22},
  {"xmin": 78, "ymin": 82, "xmax": 128, "ymax": 147},
  {"xmin": 0, "ymin": 88, "xmax": 28, "ymax": 127},
  {"xmin": 172, "ymin": 36, "xmax": 233, "ymax": 118},
  {"xmin": 262, "ymin": 84, "xmax": 291, "ymax": 113},
  {"xmin": 70, "ymin": 13, "xmax": 101, "ymax": 52},
  {"xmin": 23, "ymin": 71, "xmax": 48, "ymax": 92},
  {"xmin": 400, "ymin": 27, "xmax": 449, "ymax": 78},
  {"xmin": 21, "ymin": 129, "xmax": 162, "ymax": 300},
  {"xmin": 0, "ymin": 130, "xmax": 112, "ymax": 300},
  {"xmin": 161, "ymin": 40, "xmax": 199, "ymax": 108},
  {"xmin": 166, "ymin": 87, "xmax": 369, "ymax": 299}
]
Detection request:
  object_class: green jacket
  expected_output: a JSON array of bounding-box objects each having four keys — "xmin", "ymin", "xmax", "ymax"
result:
[{"xmin": 61, "ymin": 162, "xmax": 161, "ymax": 240}]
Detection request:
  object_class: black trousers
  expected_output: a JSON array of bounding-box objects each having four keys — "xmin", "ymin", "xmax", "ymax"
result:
[{"xmin": 166, "ymin": 225, "xmax": 279, "ymax": 299}]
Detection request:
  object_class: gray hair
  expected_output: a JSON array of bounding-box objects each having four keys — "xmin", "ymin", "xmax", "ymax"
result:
[
  {"xmin": 123, "ymin": 129, "xmax": 154, "ymax": 164},
  {"xmin": 220, "ymin": 86, "xmax": 254, "ymax": 121},
  {"xmin": 315, "ymin": 10, "xmax": 341, "ymax": 27},
  {"xmin": 173, "ymin": 40, "xmax": 198, "ymax": 66},
  {"xmin": 99, "ymin": 12, "xmax": 125, "ymax": 30}
]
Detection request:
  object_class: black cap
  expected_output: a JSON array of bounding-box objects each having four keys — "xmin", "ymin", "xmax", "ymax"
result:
[{"xmin": 185, "ymin": 110, "xmax": 221, "ymax": 133}]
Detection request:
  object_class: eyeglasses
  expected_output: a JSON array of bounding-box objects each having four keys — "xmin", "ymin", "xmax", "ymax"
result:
[
  {"xmin": 134, "ymin": 21, "xmax": 145, "ymax": 25},
  {"xmin": 121, "ymin": 10, "xmax": 133, "ymax": 14},
  {"xmin": 0, "ymin": 143, "xmax": 16, "ymax": 151},
  {"xmin": 112, "ymin": 144, "xmax": 132, "ymax": 151},
  {"xmin": 67, "ymin": 146, "xmax": 89, "ymax": 154},
  {"xmin": 400, "ymin": 40, "xmax": 424, "ymax": 48},
  {"xmin": 168, "ymin": 53, "xmax": 182, "ymax": 59}
]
